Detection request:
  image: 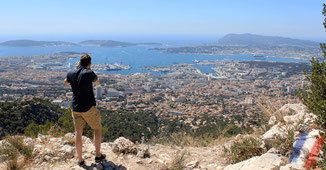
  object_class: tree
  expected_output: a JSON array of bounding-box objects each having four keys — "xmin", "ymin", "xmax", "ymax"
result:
[{"xmin": 297, "ymin": 4, "xmax": 326, "ymax": 128}]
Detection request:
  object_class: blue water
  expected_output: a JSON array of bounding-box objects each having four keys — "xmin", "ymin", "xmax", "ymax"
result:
[{"xmin": 0, "ymin": 46, "xmax": 309, "ymax": 75}]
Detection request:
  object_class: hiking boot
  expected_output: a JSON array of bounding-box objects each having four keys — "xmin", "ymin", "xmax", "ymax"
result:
[
  {"xmin": 95, "ymin": 154, "xmax": 106, "ymax": 163},
  {"xmin": 78, "ymin": 160, "xmax": 87, "ymax": 168}
]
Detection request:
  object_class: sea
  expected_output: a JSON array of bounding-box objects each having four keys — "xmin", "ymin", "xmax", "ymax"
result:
[{"xmin": 0, "ymin": 45, "xmax": 309, "ymax": 75}]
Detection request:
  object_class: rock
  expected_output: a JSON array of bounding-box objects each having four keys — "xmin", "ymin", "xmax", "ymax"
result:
[
  {"xmin": 223, "ymin": 153, "xmax": 285, "ymax": 170},
  {"xmin": 136, "ymin": 145, "xmax": 150, "ymax": 158},
  {"xmin": 200, "ymin": 164, "xmax": 222, "ymax": 169},
  {"xmin": 34, "ymin": 158, "xmax": 42, "ymax": 164},
  {"xmin": 262, "ymin": 104, "xmax": 312, "ymax": 145},
  {"xmin": 44, "ymin": 155, "xmax": 51, "ymax": 161},
  {"xmin": 64, "ymin": 133, "xmax": 75, "ymax": 139},
  {"xmin": 111, "ymin": 137, "xmax": 137, "ymax": 154},
  {"xmin": 44, "ymin": 148, "xmax": 53, "ymax": 156},
  {"xmin": 279, "ymin": 104, "xmax": 305, "ymax": 116},
  {"xmin": 186, "ymin": 160, "xmax": 199, "ymax": 169},
  {"xmin": 63, "ymin": 132, "xmax": 93, "ymax": 145},
  {"xmin": 268, "ymin": 116, "xmax": 277, "ymax": 125},
  {"xmin": 223, "ymin": 139, "xmax": 235, "ymax": 150},
  {"xmin": 297, "ymin": 123, "xmax": 310, "ymax": 133},
  {"xmin": 146, "ymin": 158, "xmax": 153, "ymax": 164},
  {"xmin": 23, "ymin": 137, "xmax": 33, "ymax": 145},
  {"xmin": 53, "ymin": 157, "xmax": 60, "ymax": 161},
  {"xmin": 283, "ymin": 112, "xmax": 305, "ymax": 125},
  {"xmin": 37, "ymin": 134, "xmax": 48, "ymax": 141},
  {"xmin": 261, "ymin": 124, "xmax": 292, "ymax": 146},
  {"xmin": 266, "ymin": 147, "xmax": 278, "ymax": 154},
  {"xmin": 58, "ymin": 145, "xmax": 75, "ymax": 158},
  {"xmin": 82, "ymin": 136, "xmax": 93, "ymax": 144}
]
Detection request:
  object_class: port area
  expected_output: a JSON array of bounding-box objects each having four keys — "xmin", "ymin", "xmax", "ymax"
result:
[{"xmin": 92, "ymin": 63, "xmax": 132, "ymax": 71}]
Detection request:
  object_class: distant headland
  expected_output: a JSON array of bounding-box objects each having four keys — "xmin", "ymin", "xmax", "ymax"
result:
[{"xmin": 0, "ymin": 40, "xmax": 163, "ymax": 47}]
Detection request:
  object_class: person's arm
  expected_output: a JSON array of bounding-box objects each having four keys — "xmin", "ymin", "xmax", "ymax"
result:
[
  {"xmin": 94, "ymin": 79, "xmax": 100, "ymax": 86},
  {"xmin": 64, "ymin": 78, "xmax": 70, "ymax": 85},
  {"xmin": 91, "ymin": 71, "xmax": 100, "ymax": 86}
]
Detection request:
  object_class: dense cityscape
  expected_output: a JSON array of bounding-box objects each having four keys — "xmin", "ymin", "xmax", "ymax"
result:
[{"xmin": 0, "ymin": 52, "xmax": 309, "ymax": 130}]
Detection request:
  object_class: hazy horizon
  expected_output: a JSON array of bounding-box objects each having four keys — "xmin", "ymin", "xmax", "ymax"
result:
[
  {"xmin": 0, "ymin": 33, "xmax": 324, "ymax": 46},
  {"xmin": 1, "ymin": 0, "xmax": 326, "ymax": 44}
]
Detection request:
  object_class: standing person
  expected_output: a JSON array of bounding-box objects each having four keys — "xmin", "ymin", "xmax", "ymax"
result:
[{"xmin": 64, "ymin": 54, "xmax": 105, "ymax": 167}]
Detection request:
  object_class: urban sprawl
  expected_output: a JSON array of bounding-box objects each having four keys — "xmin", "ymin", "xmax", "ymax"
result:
[{"xmin": 0, "ymin": 53, "xmax": 309, "ymax": 129}]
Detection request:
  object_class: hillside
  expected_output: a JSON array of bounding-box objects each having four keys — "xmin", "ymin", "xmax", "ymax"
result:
[
  {"xmin": 0, "ymin": 40, "xmax": 79, "ymax": 47},
  {"xmin": 0, "ymin": 98, "xmax": 65, "ymax": 138},
  {"xmin": 218, "ymin": 33, "xmax": 319, "ymax": 46}
]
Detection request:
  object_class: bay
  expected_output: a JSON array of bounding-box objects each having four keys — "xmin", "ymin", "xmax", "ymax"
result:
[{"xmin": 0, "ymin": 45, "xmax": 308, "ymax": 75}]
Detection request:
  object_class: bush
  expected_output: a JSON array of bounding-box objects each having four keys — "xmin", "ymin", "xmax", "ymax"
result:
[
  {"xmin": 223, "ymin": 136, "xmax": 266, "ymax": 164},
  {"xmin": 169, "ymin": 150, "xmax": 188, "ymax": 170},
  {"xmin": 0, "ymin": 136, "xmax": 34, "ymax": 169},
  {"xmin": 297, "ymin": 3, "xmax": 326, "ymax": 168},
  {"xmin": 271, "ymin": 128, "xmax": 295, "ymax": 157}
]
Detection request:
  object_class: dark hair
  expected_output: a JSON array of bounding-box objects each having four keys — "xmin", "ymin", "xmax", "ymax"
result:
[{"xmin": 80, "ymin": 54, "xmax": 91, "ymax": 67}]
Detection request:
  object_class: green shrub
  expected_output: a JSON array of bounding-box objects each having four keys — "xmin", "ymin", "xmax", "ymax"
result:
[
  {"xmin": 24, "ymin": 121, "xmax": 40, "ymax": 138},
  {"xmin": 297, "ymin": 3, "xmax": 326, "ymax": 168},
  {"xmin": 271, "ymin": 128, "xmax": 295, "ymax": 157},
  {"xmin": 223, "ymin": 137, "xmax": 266, "ymax": 164}
]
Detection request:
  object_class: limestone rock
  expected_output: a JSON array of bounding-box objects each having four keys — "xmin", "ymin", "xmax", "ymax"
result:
[
  {"xmin": 268, "ymin": 115, "xmax": 277, "ymax": 125},
  {"xmin": 111, "ymin": 137, "xmax": 137, "ymax": 154},
  {"xmin": 64, "ymin": 133, "xmax": 75, "ymax": 140},
  {"xmin": 223, "ymin": 153, "xmax": 284, "ymax": 170},
  {"xmin": 186, "ymin": 160, "xmax": 199, "ymax": 169},
  {"xmin": 23, "ymin": 137, "xmax": 33, "ymax": 145},
  {"xmin": 64, "ymin": 133, "xmax": 93, "ymax": 145},
  {"xmin": 58, "ymin": 145, "xmax": 75, "ymax": 158},
  {"xmin": 136, "ymin": 145, "xmax": 150, "ymax": 158},
  {"xmin": 262, "ymin": 103, "xmax": 310, "ymax": 145}
]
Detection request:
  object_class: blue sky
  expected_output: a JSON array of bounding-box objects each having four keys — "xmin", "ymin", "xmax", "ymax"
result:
[{"xmin": 0, "ymin": 0, "xmax": 325, "ymax": 42}]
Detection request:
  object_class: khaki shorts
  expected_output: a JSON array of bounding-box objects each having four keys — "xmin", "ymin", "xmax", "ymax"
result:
[{"xmin": 72, "ymin": 106, "xmax": 102, "ymax": 131}]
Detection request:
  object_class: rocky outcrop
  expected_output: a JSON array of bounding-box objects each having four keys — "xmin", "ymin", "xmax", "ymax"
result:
[
  {"xmin": 0, "ymin": 134, "xmax": 227, "ymax": 169},
  {"xmin": 224, "ymin": 152, "xmax": 285, "ymax": 170},
  {"xmin": 224, "ymin": 103, "xmax": 324, "ymax": 170}
]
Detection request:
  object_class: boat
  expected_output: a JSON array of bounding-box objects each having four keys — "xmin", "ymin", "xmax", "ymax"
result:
[{"xmin": 253, "ymin": 55, "xmax": 266, "ymax": 60}]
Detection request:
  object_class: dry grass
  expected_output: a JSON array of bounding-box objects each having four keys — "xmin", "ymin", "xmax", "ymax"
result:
[
  {"xmin": 151, "ymin": 127, "xmax": 232, "ymax": 147},
  {"xmin": 0, "ymin": 136, "xmax": 34, "ymax": 169},
  {"xmin": 168, "ymin": 150, "xmax": 188, "ymax": 170},
  {"xmin": 223, "ymin": 136, "xmax": 266, "ymax": 164},
  {"xmin": 222, "ymin": 98, "xmax": 300, "ymax": 164},
  {"xmin": 48, "ymin": 123, "xmax": 64, "ymax": 137}
]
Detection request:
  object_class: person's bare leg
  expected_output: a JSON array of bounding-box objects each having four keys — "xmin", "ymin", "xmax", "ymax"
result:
[
  {"xmin": 76, "ymin": 129, "xmax": 83, "ymax": 162},
  {"xmin": 94, "ymin": 128, "xmax": 102, "ymax": 157}
]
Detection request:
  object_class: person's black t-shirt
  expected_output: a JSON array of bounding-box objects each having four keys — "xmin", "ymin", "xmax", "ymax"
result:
[{"xmin": 66, "ymin": 65, "xmax": 98, "ymax": 112}]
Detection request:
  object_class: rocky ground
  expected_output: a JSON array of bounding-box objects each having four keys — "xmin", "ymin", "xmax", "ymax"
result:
[
  {"xmin": 0, "ymin": 103, "xmax": 323, "ymax": 170},
  {"xmin": 0, "ymin": 133, "xmax": 227, "ymax": 169}
]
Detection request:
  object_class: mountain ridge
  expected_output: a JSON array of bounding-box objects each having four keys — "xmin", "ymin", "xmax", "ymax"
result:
[{"xmin": 218, "ymin": 33, "xmax": 319, "ymax": 46}]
